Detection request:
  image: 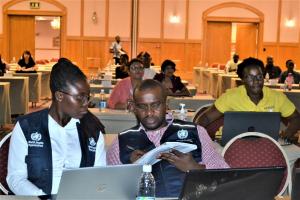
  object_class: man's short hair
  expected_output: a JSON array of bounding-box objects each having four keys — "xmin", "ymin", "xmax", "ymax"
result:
[
  {"xmin": 237, "ymin": 57, "xmax": 265, "ymax": 79},
  {"xmin": 50, "ymin": 58, "xmax": 87, "ymax": 94},
  {"xmin": 133, "ymin": 79, "xmax": 166, "ymax": 101},
  {"xmin": 286, "ymin": 59, "xmax": 294, "ymax": 67},
  {"xmin": 161, "ymin": 59, "xmax": 176, "ymax": 72}
]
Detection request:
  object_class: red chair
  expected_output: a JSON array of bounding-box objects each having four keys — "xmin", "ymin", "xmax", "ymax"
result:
[
  {"xmin": 211, "ymin": 63, "xmax": 219, "ymax": 68},
  {"xmin": 193, "ymin": 104, "xmax": 224, "ymax": 140},
  {"xmin": 222, "ymin": 132, "xmax": 291, "ymax": 196},
  {"xmin": 0, "ymin": 133, "xmax": 12, "ymax": 195},
  {"xmin": 219, "ymin": 64, "xmax": 226, "ymax": 70}
]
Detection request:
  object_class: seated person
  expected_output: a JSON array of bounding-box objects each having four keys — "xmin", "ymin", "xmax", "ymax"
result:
[
  {"xmin": 107, "ymin": 79, "xmax": 229, "ymax": 197},
  {"xmin": 0, "ymin": 54, "xmax": 9, "ymax": 76},
  {"xmin": 16, "ymin": 50, "xmax": 37, "ymax": 72},
  {"xmin": 194, "ymin": 57, "xmax": 300, "ymax": 141},
  {"xmin": 137, "ymin": 51, "xmax": 156, "ymax": 79},
  {"xmin": 154, "ymin": 59, "xmax": 190, "ymax": 97},
  {"xmin": 115, "ymin": 54, "xmax": 129, "ymax": 79},
  {"xmin": 264, "ymin": 56, "xmax": 281, "ymax": 79},
  {"xmin": 278, "ymin": 59, "xmax": 300, "ymax": 84},
  {"xmin": 108, "ymin": 58, "xmax": 144, "ymax": 109},
  {"xmin": 7, "ymin": 58, "xmax": 106, "ymax": 195},
  {"xmin": 225, "ymin": 53, "xmax": 241, "ymax": 73}
]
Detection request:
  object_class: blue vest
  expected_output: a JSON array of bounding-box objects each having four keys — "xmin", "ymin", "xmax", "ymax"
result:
[
  {"xmin": 18, "ymin": 109, "xmax": 100, "ymax": 194},
  {"xmin": 118, "ymin": 119, "xmax": 202, "ymax": 197}
]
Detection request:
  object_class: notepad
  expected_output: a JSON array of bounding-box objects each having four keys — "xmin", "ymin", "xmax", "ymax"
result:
[{"xmin": 134, "ymin": 142, "xmax": 197, "ymax": 165}]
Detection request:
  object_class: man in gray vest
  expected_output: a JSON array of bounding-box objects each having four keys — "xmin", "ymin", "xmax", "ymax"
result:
[
  {"xmin": 107, "ymin": 79, "xmax": 228, "ymax": 197},
  {"xmin": 7, "ymin": 58, "xmax": 106, "ymax": 195}
]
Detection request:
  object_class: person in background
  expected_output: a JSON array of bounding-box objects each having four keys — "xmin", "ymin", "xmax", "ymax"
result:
[
  {"xmin": 194, "ymin": 57, "xmax": 300, "ymax": 142},
  {"xmin": 107, "ymin": 79, "xmax": 229, "ymax": 197},
  {"xmin": 0, "ymin": 54, "xmax": 9, "ymax": 76},
  {"xmin": 115, "ymin": 54, "xmax": 129, "ymax": 79},
  {"xmin": 278, "ymin": 59, "xmax": 300, "ymax": 84},
  {"xmin": 109, "ymin": 35, "xmax": 125, "ymax": 65},
  {"xmin": 107, "ymin": 58, "xmax": 144, "ymax": 109},
  {"xmin": 7, "ymin": 58, "xmax": 106, "ymax": 195},
  {"xmin": 154, "ymin": 59, "xmax": 190, "ymax": 97},
  {"xmin": 225, "ymin": 53, "xmax": 241, "ymax": 73},
  {"xmin": 264, "ymin": 56, "xmax": 281, "ymax": 79},
  {"xmin": 137, "ymin": 51, "xmax": 156, "ymax": 79},
  {"xmin": 16, "ymin": 50, "xmax": 37, "ymax": 72}
]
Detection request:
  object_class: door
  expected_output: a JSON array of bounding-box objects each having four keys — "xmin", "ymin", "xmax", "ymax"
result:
[
  {"xmin": 236, "ymin": 23, "xmax": 258, "ymax": 59},
  {"xmin": 9, "ymin": 15, "xmax": 35, "ymax": 61},
  {"xmin": 206, "ymin": 22, "xmax": 232, "ymax": 66}
]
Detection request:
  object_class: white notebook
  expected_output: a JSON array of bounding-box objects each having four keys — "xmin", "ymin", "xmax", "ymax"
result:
[{"xmin": 134, "ymin": 142, "xmax": 197, "ymax": 165}]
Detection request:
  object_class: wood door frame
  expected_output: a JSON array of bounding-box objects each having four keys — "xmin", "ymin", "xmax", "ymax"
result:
[
  {"xmin": 3, "ymin": 0, "xmax": 66, "ymax": 61},
  {"xmin": 202, "ymin": 2, "xmax": 264, "ymax": 65}
]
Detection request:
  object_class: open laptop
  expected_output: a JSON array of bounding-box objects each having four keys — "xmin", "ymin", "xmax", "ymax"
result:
[
  {"xmin": 292, "ymin": 168, "xmax": 300, "ymax": 200},
  {"xmin": 54, "ymin": 164, "xmax": 143, "ymax": 200},
  {"xmin": 221, "ymin": 111, "xmax": 281, "ymax": 146},
  {"xmin": 179, "ymin": 167, "xmax": 285, "ymax": 200}
]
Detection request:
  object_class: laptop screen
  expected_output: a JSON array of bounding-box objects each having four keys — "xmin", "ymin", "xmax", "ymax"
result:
[
  {"xmin": 221, "ymin": 111, "xmax": 281, "ymax": 146},
  {"xmin": 179, "ymin": 167, "xmax": 285, "ymax": 200}
]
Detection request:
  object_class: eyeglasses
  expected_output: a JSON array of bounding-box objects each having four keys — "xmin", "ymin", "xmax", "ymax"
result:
[
  {"xmin": 130, "ymin": 66, "xmax": 144, "ymax": 72},
  {"xmin": 60, "ymin": 91, "xmax": 91, "ymax": 104},
  {"xmin": 135, "ymin": 101, "xmax": 163, "ymax": 111},
  {"xmin": 244, "ymin": 74, "xmax": 264, "ymax": 82}
]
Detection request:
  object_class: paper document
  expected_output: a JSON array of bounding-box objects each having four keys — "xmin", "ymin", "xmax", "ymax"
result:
[{"xmin": 134, "ymin": 142, "xmax": 197, "ymax": 165}]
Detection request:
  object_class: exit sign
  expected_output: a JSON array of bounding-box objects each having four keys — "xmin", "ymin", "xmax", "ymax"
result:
[{"xmin": 30, "ymin": 2, "xmax": 40, "ymax": 9}]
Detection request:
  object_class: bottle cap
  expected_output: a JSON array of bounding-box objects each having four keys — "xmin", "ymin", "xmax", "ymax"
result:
[{"xmin": 143, "ymin": 165, "xmax": 152, "ymax": 173}]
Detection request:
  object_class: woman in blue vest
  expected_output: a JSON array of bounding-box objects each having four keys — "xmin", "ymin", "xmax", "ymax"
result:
[{"xmin": 7, "ymin": 58, "xmax": 106, "ymax": 195}]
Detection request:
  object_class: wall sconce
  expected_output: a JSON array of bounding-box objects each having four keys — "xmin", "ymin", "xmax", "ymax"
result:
[
  {"xmin": 169, "ymin": 15, "xmax": 180, "ymax": 24},
  {"xmin": 285, "ymin": 18, "xmax": 296, "ymax": 28},
  {"xmin": 92, "ymin": 12, "xmax": 98, "ymax": 24}
]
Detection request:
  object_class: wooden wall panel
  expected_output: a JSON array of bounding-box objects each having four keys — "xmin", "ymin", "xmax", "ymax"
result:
[
  {"xmin": 0, "ymin": 36, "xmax": 3, "ymax": 56},
  {"xmin": 185, "ymin": 43, "xmax": 201, "ymax": 71},
  {"xmin": 278, "ymin": 45, "xmax": 300, "ymax": 70},
  {"xmin": 236, "ymin": 23, "xmax": 258, "ymax": 59},
  {"xmin": 83, "ymin": 40, "xmax": 104, "ymax": 70},
  {"xmin": 160, "ymin": 42, "xmax": 185, "ymax": 72},
  {"xmin": 260, "ymin": 43, "xmax": 277, "ymax": 64},
  {"xmin": 64, "ymin": 39, "xmax": 83, "ymax": 68}
]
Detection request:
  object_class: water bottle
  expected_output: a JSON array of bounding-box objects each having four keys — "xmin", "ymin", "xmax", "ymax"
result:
[
  {"xmin": 178, "ymin": 103, "xmax": 187, "ymax": 121},
  {"xmin": 265, "ymin": 72, "xmax": 269, "ymax": 83},
  {"xmin": 136, "ymin": 165, "xmax": 155, "ymax": 200},
  {"xmin": 286, "ymin": 73, "xmax": 294, "ymax": 91},
  {"xmin": 99, "ymin": 89, "xmax": 106, "ymax": 112}
]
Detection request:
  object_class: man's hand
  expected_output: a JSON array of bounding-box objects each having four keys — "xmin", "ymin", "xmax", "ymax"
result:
[
  {"xmin": 158, "ymin": 149, "xmax": 205, "ymax": 172},
  {"xmin": 130, "ymin": 150, "xmax": 146, "ymax": 163}
]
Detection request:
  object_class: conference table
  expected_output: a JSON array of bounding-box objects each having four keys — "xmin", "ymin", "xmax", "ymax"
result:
[
  {"xmin": 38, "ymin": 70, "xmax": 51, "ymax": 99},
  {"xmin": 13, "ymin": 72, "xmax": 42, "ymax": 104},
  {"xmin": 90, "ymin": 108, "xmax": 195, "ymax": 134},
  {"xmin": 0, "ymin": 76, "xmax": 29, "ymax": 115},
  {"xmin": 0, "ymin": 82, "xmax": 11, "ymax": 125},
  {"xmin": 167, "ymin": 96, "xmax": 214, "ymax": 110}
]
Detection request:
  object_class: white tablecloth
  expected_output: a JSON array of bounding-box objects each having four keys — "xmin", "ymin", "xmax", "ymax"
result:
[{"xmin": 0, "ymin": 82, "xmax": 11, "ymax": 125}]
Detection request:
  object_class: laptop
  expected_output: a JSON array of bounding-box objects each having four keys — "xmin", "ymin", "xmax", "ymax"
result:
[
  {"xmin": 221, "ymin": 111, "xmax": 281, "ymax": 146},
  {"xmin": 292, "ymin": 168, "xmax": 300, "ymax": 200},
  {"xmin": 179, "ymin": 167, "xmax": 285, "ymax": 200},
  {"xmin": 55, "ymin": 164, "xmax": 143, "ymax": 200}
]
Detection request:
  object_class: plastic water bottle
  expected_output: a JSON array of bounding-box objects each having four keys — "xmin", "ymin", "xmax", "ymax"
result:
[
  {"xmin": 265, "ymin": 72, "xmax": 270, "ymax": 83},
  {"xmin": 178, "ymin": 103, "xmax": 187, "ymax": 121},
  {"xmin": 136, "ymin": 165, "xmax": 155, "ymax": 200},
  {"xmin": 285, "ymin": 73, "xmax": 294, "ymax": 91},
  {"xmin": 99, "ymin": 89, "xmax": 106, "ymax": 112}
]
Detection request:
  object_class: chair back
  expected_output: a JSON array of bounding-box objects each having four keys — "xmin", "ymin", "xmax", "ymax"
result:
[
  {"xmin": 0, "ymin": 132, "xmax": 12, "ymax": 195},
  {"xmin": 222, "ymin": 132, "xmax": 291, "ymax": 196},
  {"xmin": 193, "ymin": 103, "xmax": 223, "ymax": 140}
]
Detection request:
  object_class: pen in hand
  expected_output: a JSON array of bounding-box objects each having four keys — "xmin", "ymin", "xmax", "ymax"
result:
[{"xmin": 126, "ymin": 145, "xmax": 135, "ymax": 151}]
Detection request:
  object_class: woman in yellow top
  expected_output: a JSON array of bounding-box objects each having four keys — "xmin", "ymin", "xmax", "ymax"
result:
[{"xmin": 195, "ymin": 57, "xmax": 300, "ymax": 141}]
